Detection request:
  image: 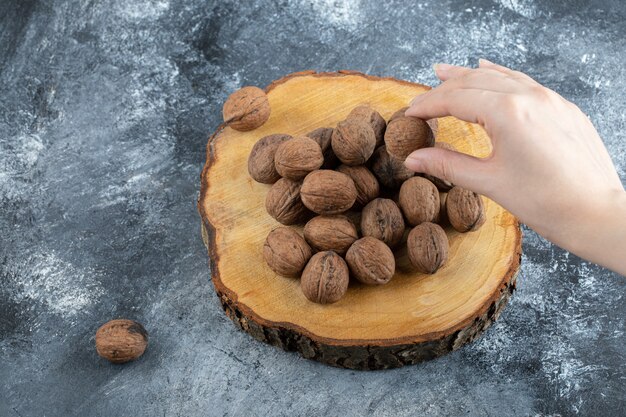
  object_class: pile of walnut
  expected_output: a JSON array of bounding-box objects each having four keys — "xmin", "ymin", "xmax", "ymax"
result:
[{"xmin": 247, "ymin": 104, "xmax": 486, "ymax": 305}]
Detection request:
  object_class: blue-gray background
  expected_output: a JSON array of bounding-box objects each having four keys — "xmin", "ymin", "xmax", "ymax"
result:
[{"xmin": 1, "ymin": 1, "xmax": 624, "ymax": 416}]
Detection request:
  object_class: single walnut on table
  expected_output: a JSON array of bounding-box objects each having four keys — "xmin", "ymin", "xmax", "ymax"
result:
[
  {"xmin": 301, "ymin": 251, "xmax": 350, "ymax": 304},
  {"xmin": 274, "ymin": 136, "xmax": 324, "ymax": 180},
  {"xmin": 398, "ymin": 176, "xmax": 440, "ymax": 226},
  {"xmin": 304, "ymin": 215, "xmax": 358, "ymax": 255},
  {"xmin": 248, "ymin": 133, "xmax": 292, "ymax": 184},
  {"xmin": 361, "ymin": 198, "xmax": 405, "ymax": 248},
  {"xmin": 407, "ymin": 222, "xmax": 449, "ymax": 274},
  {"xmin": 264, "ymin": 227, "xmax": 312, "ymax": 277},
  {"xmin": 265, "ymin": 178, "xmax": 311, "ymax": 225},
  {"xmin": 345, "ymin": 237, "xmax": 395, "ymax": 285},
  {"xmin": 96, "ymin": 319, "xmax": 148, "ymax": 364},
  {"xmin": 222, "ymin": 86, "xmax": 270, "ymax": 131},
  {"xmin": 300, "ymin": 170, "xmax": 357, "ymax": 215}
]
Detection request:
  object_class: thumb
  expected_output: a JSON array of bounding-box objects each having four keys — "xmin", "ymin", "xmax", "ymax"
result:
[{"xmin": 404, "ymin": 148, "xmax": 492, "ymax": 195}]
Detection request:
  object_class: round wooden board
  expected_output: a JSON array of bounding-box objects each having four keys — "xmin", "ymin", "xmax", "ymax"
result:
[{"xmin": 198, "ymin": 70, "xmax": 522, "ymax": 370}]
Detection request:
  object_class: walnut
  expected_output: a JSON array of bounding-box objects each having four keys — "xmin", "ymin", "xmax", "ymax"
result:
[
  {"xmin": 446, "ymin": 186, "xmax": 486, "ymax": 232},
  {"xmin": 347, "ymin": 105, "xmax": 386, "ymax": 146},
  {"xmin": 331, "ymin": 119, "xmax": 376, "ymax": 166},
  {"xmin": 265, "ymin": 178, "xmax": 311, "ymax": 225},
  {"xmin": 390, "ymin": 107, "xmax": 438, "ymax": 137},
  {"xmin": 369, "ymin": 146, "xmax": 414, "ymax": 188},
  {"xmin": 301, "ymin": 251, "xmax": 349, "ymax": 304},
  {"xmin": 300, "ymin": 170, "xmax": 357, "ymax": 215},
  {"xmin": 360, "ymin": 198, "xmax": 405, "ymax": 247},
  {"xmin": 384, "ymin": 116, "xmax": 434, "ymax": 160},
  {"xmin": 274, "ymin": 136, "xmax": 324, "ymax": 180},
  {"xmin": 247, "ymin": 134, "xmax": 292, "ymax": 184},
  {"xmin": 423, "ymin": 142, "xmax": 456, "ymax": 191},
  {"xmin": 345, "ymin": 237, "xmax": 395, "ymax": 285},
  {"xmin": 306, "ymin": 127, "xmax": 339, "ymax": 169},
  {"xmin": 263, "ymin": 227, "xmax": 312, "ymax": 277},
  {"xmin": 389, "ymin": 106, "xmax": 408, "ymax": 122},
  {"xmin": 222, "ymin": 86, "xmax": 270, "ymax": 131},
  {"xmin": 407, "ymin": 222, "xmax": 449, "ymax": 274},
  {"xmin": 398, "ymin": 177, "xmax": 440, "ymax": 226},
  {"xmin": 336, "ymin": 164, "xmax": 380, "ymax": 208},
  {"xmin": 96, "ymin": 319, "xmax": 148, "ymax": 363},
  {"xmin": 303, "ymin": 215, "xmax": 358, "ymax": 255}
]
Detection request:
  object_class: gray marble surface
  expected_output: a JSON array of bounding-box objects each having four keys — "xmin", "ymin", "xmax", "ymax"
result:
[{"xmin": 1, "ymin": 1, "xmax": 625, "ymax": 416}]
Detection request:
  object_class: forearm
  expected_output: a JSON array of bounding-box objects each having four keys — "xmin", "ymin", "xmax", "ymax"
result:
[{"xmin": 553, "ymin": 189, "xmax": 626, "ymax": 275}]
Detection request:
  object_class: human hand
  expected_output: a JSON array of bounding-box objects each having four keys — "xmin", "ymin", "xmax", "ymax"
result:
[{"xmin": 404, "ymin": 60, "xmax": 626, "ymax": 275}]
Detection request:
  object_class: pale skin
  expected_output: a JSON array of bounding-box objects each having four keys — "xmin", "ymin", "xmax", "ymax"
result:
[{"xmin": 404, "ymin": 59, "xmax": 626, "ymax": 276}]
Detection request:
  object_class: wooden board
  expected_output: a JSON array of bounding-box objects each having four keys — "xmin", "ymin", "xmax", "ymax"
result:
[{"xmin": 198, "ymin": 70, "xmax": 522, "ymax": 370}]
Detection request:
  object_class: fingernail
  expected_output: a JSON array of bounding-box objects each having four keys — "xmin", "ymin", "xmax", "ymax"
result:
[
  {"xmin": 433, "ymin": 63, "xmax": 452, "ymax": 73},
  {"xmin": 404, "ymin": 154, "xmax": 423, "ymax": 171},
  {"xmin": 478, "ymin": 58, "xmax": 495, "ymax": 66}
]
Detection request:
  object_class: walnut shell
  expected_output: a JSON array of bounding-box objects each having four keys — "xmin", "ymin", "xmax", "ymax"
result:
[
  {"xmin": 370, "ymin": 146, "xmax": 414, "ymax": 188},
  {"xmin": 274, "ymin": 136, "xmax": 324, "ymax": 180},
  {"xmin": 407, "ymin": 222, "xmax": 449, "ymax": 274},
  {"xmin": 446, "ymin": 186, "xmax": 486, "ymax": 232},
  {"xmin": 247, "ymin": 134, "xmax": 292, "ymax": 184},
  {"xmin": 423, "ymin": 142, "xmax": 456, "ymax": 191},
  {"xmin": 347, "ymin": 105, "xmax": 386, "ymax": 146},
  {"xmin": 360, "ymin": 198, "xmax": 405, "ymax": 247},
  {"xmin": 398, "ymin": 177, "xmax": 440, "ymax": 226},
  {"xmin": 222, "ymin": 86, "xmax": 270, "ymax": 131},
  {"xmin": 263, "ymin": 227, "xmax": 312, "ymax": 277},
  {"xmin": 301, "ymin": 251, "xmax": 349, "ymax": 304},
  {"xmin": 265, "ymin": 178, "xmax": 311, "ymax": 225},
  {"xmin": 345, "ymin": 237, "xmax": 395, "ymax": 285},
  {"xmin": 390, "ymin": 107, "xmax": 438, "ymax": 138},
  {"xmin": 384, "ymin": 116, "xmax": 434, "ymax": 160},
  {"xmin": 300, "ymin": 170, "xmax": 357, "ymax": 215},
  {"xmin": 303, "ymin": 215, "xmax": 358, "ymax": 255},
  {"xmin": 306, "ymin": 127, "xmax": 338, "ymax": 169},
  {"xmin": 331, "ymin": 119, "xmax": 376, "ymax": 166},
  {"xmin": 336, "ymin": 164, "xmax": 380, "ymax": 208},
  {"xmin": 95, "ymin": 319, "xmax": 148, "ymax": 363}
]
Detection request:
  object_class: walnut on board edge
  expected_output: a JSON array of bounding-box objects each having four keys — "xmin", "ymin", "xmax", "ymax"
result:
[
  {"xmin": 345, "ymin": 236, "xmax": 395, "ymax": 285},
  {"xmin": 360, "ymin": 198, "xmax": 405, "ymax": 248},
  {"xmin": 222, "ymin": 86, "xmax": 270, "ymax": 131},
  {"xmin": 96, "ymin": 319, "xmax": 148, "ymax": 364},
  {"xmin": 446, "ymin": 186, "xmax": 486, "ymax": 232},
  {"xmin": 300, "ymin": 170, "xmax": 357, "ymax": 215},
  {"xmin": 247, "ymin": 133, "xmax": 292, "ymax": 184},
  {"xmin": 274, "ymin": 136, "xmax": 324, "ymax": 180},
  {"xmin": 263, "ymin": 227, "xmax": 312, "ymax": 277},
  {"xmin": 301, "ymin": 251, "xmax": 349, "ymax": 304},
  {"xmin": 347, "ymin": 105, "xmax": 386, "ymax": 147},
  {"xmin": 265, "ymin": 178, "xmax": 311, "ymax": 225},
  {"xmin": 303, "ymin": 215, "xmax": 358, "ymax": 255},
  {"xmin": 407, "ymin": 222, "xmax": 449, "ymax": 274}
]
